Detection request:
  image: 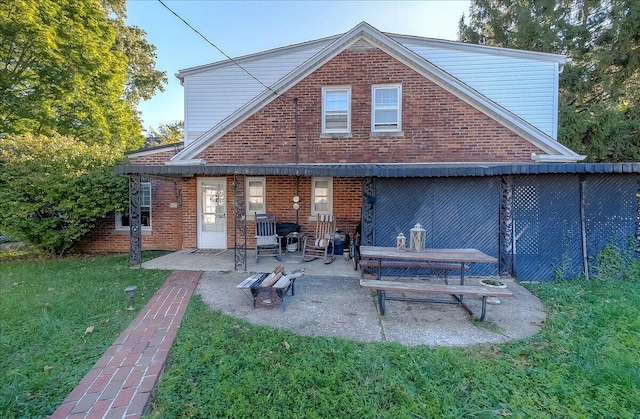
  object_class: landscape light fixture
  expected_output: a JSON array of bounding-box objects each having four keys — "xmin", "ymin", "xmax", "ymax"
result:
[{"xmin": 125, "ymin": 285, "xmax": 137, "ymax": 310}]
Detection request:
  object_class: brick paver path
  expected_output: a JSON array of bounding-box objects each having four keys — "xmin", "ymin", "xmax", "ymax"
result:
[{"xmin": 50, "ymin": 270, "xmax": 201, "ymax": 419}]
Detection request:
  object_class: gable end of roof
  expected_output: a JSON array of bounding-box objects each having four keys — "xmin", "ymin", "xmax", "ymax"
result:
[{"xmin": 172, "ymin": 22, "xmax": 582, "ymax": 163}]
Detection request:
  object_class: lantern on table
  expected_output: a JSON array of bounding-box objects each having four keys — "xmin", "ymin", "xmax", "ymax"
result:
[
  {"xmin": 396, "ymin": 233, "xmax": 406, "ymax": 251},
  {"xmin": 409, "ymin": 223, "xmax": 426, "ymax": 252}
]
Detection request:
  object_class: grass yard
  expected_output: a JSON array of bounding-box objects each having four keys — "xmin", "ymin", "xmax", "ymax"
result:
[
  {"xmin": 147, "ymin": 278, "xmax": 640, "ymax": 418},
  {"xmin": 1, "ymin": 253, "xmax": 638, "ymax": 418},
  {"xmin": 0, "ymin": 253, "xmax": 169, "ymax": 418}
]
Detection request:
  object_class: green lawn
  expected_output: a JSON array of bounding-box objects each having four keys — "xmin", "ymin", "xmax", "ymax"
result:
[
  {"xmin": 0, "ymin": 254, "xmax": 169, "ymax": 418},
  {"xmin": 1, "ymin": 254, "xmax": 638, "ymax": 418},
  {"xmin": 147, "ymin": 278, "xmax": 640, "ymax": 418}
]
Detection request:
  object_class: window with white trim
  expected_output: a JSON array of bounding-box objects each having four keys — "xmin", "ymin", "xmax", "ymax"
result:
[
  {"xmin": 117, "ymin": 182, "xmax": 151, "ymax": 229},
  {"xmin": 322, "ymin": 87, "xmax": 350, "ymax": 133},
  {"xmin": 311, "ymin": 177, "xmax": 333, "ymax": 215},
  {"xmin": 246, "ymin": 177, "xmax": 265, "ymax": 216},
  {"xmin": 372, "ymin": 84, "xmax": 401, "ymax": 132}
]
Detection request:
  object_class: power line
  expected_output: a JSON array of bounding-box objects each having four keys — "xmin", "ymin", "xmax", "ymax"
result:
[{"xmin": 157, "ymin": 0, "xmax": 277, "ymax": 95}]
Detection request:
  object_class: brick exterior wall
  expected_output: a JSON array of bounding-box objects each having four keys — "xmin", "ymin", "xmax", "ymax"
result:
[
  {"xmin": 127, "ymin": 148, "xmax": 180, "ymax": 165},
  {"xmin": 79, "ymin": 149, "xmax": 185, "ymax": 253},
  {"xmin": 181, "ymin": 177, "xmax": 198, "ymax": 248},
  {"xmin": 77, "ymin": 178, "xmax": 183, "ymax": 252},
  {"xmin": 242, "ymin": 176, "xmax": 361, "ymax": 249},
  {"xmin": 81, "ymin": 43, "xmax": 550, "ymax": 253},
  {"xmin": 171, "ymin": 176, "xmax": 361, "ymax": 251},
  {"xmin": 196, "ymin": 45, "xmax": 543, "ymax": 164}
]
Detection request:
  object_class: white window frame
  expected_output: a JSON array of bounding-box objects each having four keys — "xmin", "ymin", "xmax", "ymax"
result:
[
  {"xmin": 371, "ymin": 84, "xmax": 402, "ymax": 132},
  {"xmin": 116, "ymin": 182, "xmax": 151, "ymax": 230},
  {"xmin": 322, "ymin": 86, "xmax": 351, "ymax": 134},
  {"xmin": 311, "ymin": 177, "xmax": 333, "ymax": 216},
  {"xmin": 246, "ymin": 177, "xmax": 266, "ymax": 218}
]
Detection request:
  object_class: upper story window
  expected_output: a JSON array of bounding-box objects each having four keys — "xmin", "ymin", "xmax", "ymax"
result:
[
  {"xmin": 117, "ymin": 182, "xmax": 151, "ymax": 229},
  {"xmin": 322, "ymin": 87, "xmax": 351, "ymax": 133},
  {"xmin": 246, "ymin": 177, "xmax": 265, "ymax": 217},
  {"xmin": 372, "ymin": 84, "xmax": 402, "ymax": 132},
  {"xmin": 311, "ymin": 177, "xmax": 333, "ymax": 216}
]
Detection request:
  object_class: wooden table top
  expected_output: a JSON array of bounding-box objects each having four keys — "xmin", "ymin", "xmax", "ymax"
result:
[{"xmin": 359, "ymin": 246, "xmax": 498, "ymax": 264}]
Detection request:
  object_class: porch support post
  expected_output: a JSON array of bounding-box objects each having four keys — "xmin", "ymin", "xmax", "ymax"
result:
[
  {"xmin": 129, "ymin": 174, "xmax": 142, "ymax": 268},
  {"xmin": 233, "ymin": 175, "xmax": 247, "ymax": 271},
  {"xmin": 361, "ymin": 176, "xmax": 375, "ymax": 246},
  {"xmin": 499, "ymin": 175, "xmax": 514, "ymax": 277},
  {"xmin": 636, "ymin": 176, "xmax": 640, "ymax": 258}
]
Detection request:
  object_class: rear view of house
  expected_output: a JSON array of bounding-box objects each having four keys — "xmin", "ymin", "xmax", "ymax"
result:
[{"xmin": 80, "ymin": 22, "xmax": 639, "ymax": 281}]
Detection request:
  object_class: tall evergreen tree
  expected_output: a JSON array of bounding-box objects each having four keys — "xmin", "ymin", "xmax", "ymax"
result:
[{"xmin": 459, "ymin": 0, "xmax": 640, "ymax": 162}]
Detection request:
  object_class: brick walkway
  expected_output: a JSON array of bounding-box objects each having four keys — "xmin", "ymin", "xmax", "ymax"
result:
[{"xmin": 50, "ymin": 270, "xmax": 201, "ymax": 419}]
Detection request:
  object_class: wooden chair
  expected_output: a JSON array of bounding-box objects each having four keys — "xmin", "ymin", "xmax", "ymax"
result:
[
  {"xmin": 302, "ymin": 214, "xmax": 336, "ymax": 264},
  {"xmin": 255, "ymin": 213, "xmax": 282, "ymax": 263}
]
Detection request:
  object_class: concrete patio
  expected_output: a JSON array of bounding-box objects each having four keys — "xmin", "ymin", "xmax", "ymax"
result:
[
  {"xmin": 143, "ymin": 249, "xmax": 547, "ymax": 347},
  {"xmin": 141, "ymin": 248, "xmax": 361, "ymax": 278}
]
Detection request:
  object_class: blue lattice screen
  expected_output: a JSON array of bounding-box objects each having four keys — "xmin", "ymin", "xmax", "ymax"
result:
[
  {"xmin": 513, "ymin": 175, "xmax": 582, "ymax": 281},
  {"xmin": 374, "ymin": 177, "xmax": 500, "ymax": 276},
  {"xmin": 370, "ymin": 174, "xmax": 638, "ymax": 282},
  {"xmin": 584, "ymin": 174, "xmax": 638, "ymax": 265}
]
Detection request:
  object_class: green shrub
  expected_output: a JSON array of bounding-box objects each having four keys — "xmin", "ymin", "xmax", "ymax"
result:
[
  {"xmin": 592, "ymin": 237, "xmax": 639, "ymax": 281},
  {"xmin": 0, "ymin": 133, "xmax": 129, "ymax": 255}
]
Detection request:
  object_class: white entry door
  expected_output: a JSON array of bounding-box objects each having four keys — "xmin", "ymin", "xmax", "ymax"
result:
[{"xmin": 197, "ymin": 178, "xmax": 227, "ymax": 249}]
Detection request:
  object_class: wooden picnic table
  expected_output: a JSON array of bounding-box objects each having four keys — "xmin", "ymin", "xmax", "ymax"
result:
[
  {"xmin": 358, "ymin": 246, "xmax": 505, "ymax": 320},
  {"xmin": 359, "ymin": 246, "xmax": 498, "ymax": 286}
]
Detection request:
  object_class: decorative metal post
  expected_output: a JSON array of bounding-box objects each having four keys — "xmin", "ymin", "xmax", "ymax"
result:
[
  {"xmin": 233, "ymin": 175, "xmax": 247, "ymax": 271},
  {"xmin": 499, "ymin": 175, "xmax": 514, "ymax": 277},
  {"xmin": 636, "ymin": 175, "xmax": 640, "ymax": 257},
  {"xmin": 361, "ymin": 177, "xmax": 375, "ymax": 247},
  {"xmin": 129, "ymin": 174, "xmax": 142, "ymax": 268}
]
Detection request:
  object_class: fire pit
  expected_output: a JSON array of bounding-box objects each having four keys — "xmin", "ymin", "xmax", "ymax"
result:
[{"xmin": 236, "ymin": 265, "xmax": 305, "ymax": 310}]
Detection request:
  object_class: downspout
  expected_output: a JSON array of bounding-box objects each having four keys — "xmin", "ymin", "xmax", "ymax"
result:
[
  {"xmin": 294, "ymin": 97, "xmax": 299, "ymax": 165},
  {"xmin": 294, "ymin": 97, "xmax": 299, "ymax": 226}
]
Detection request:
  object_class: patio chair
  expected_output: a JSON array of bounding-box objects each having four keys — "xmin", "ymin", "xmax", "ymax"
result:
[
  {"xmin": 255, "ymin": 213, "xmax": 282, "ymax": 263},
  {"xmin": 302, "ymin": 214, "xmax": 336, "ymax": 264}
]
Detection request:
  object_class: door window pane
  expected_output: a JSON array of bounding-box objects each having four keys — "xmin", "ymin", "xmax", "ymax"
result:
[{"xmin": 202, "ymin": 185, "xmax": 225, "ymax": 232}]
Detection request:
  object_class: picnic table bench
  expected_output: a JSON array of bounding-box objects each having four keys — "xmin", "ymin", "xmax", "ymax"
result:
[
  {"xmin": 358, "ymin": 259, "xmax": 469, "ymax": 284},
  {"xmin": 360, "ymin": 279, "xmax": 514, "ymax": 321},
  {"xmin": 237, "ymin": 268, "xmax": 305, "ymax": 310},
  {"xmin": 358, "ymin": 246, "xmax": 506, "ymax": 321}
]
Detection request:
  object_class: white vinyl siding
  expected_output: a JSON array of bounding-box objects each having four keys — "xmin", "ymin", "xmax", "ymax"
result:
[
  {"xmin": 322, "ymin": 87, "xmax": 351, "ymax": 133},
  {"xmin": 311, "ymin": 177, "xmax": 332, "ymax": 216},
  {"xmin": 400, "ymin": 42, "xmax": 559, "ymax": 138},
  {"xmin": 372, "ymin": 85, "xmax": 401, "ymax": 132},
  {"xmin": 182, "ymin": 42, "xmax": 332, "ymax": 145}
]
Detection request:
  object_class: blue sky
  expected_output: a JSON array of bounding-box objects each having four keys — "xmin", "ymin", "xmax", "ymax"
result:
[{"xmin": 126, "ymin": 0, "xmax": 471, "ymax": 132}]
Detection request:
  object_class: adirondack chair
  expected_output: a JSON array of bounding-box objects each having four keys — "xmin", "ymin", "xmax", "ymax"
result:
[
  {"xmin": 255, "ymin": 213, "xmax": 282, "ymax": 263},
  {"xmin": 302, "ymin": 214, "xmax": 336, "ymax": 264}
]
